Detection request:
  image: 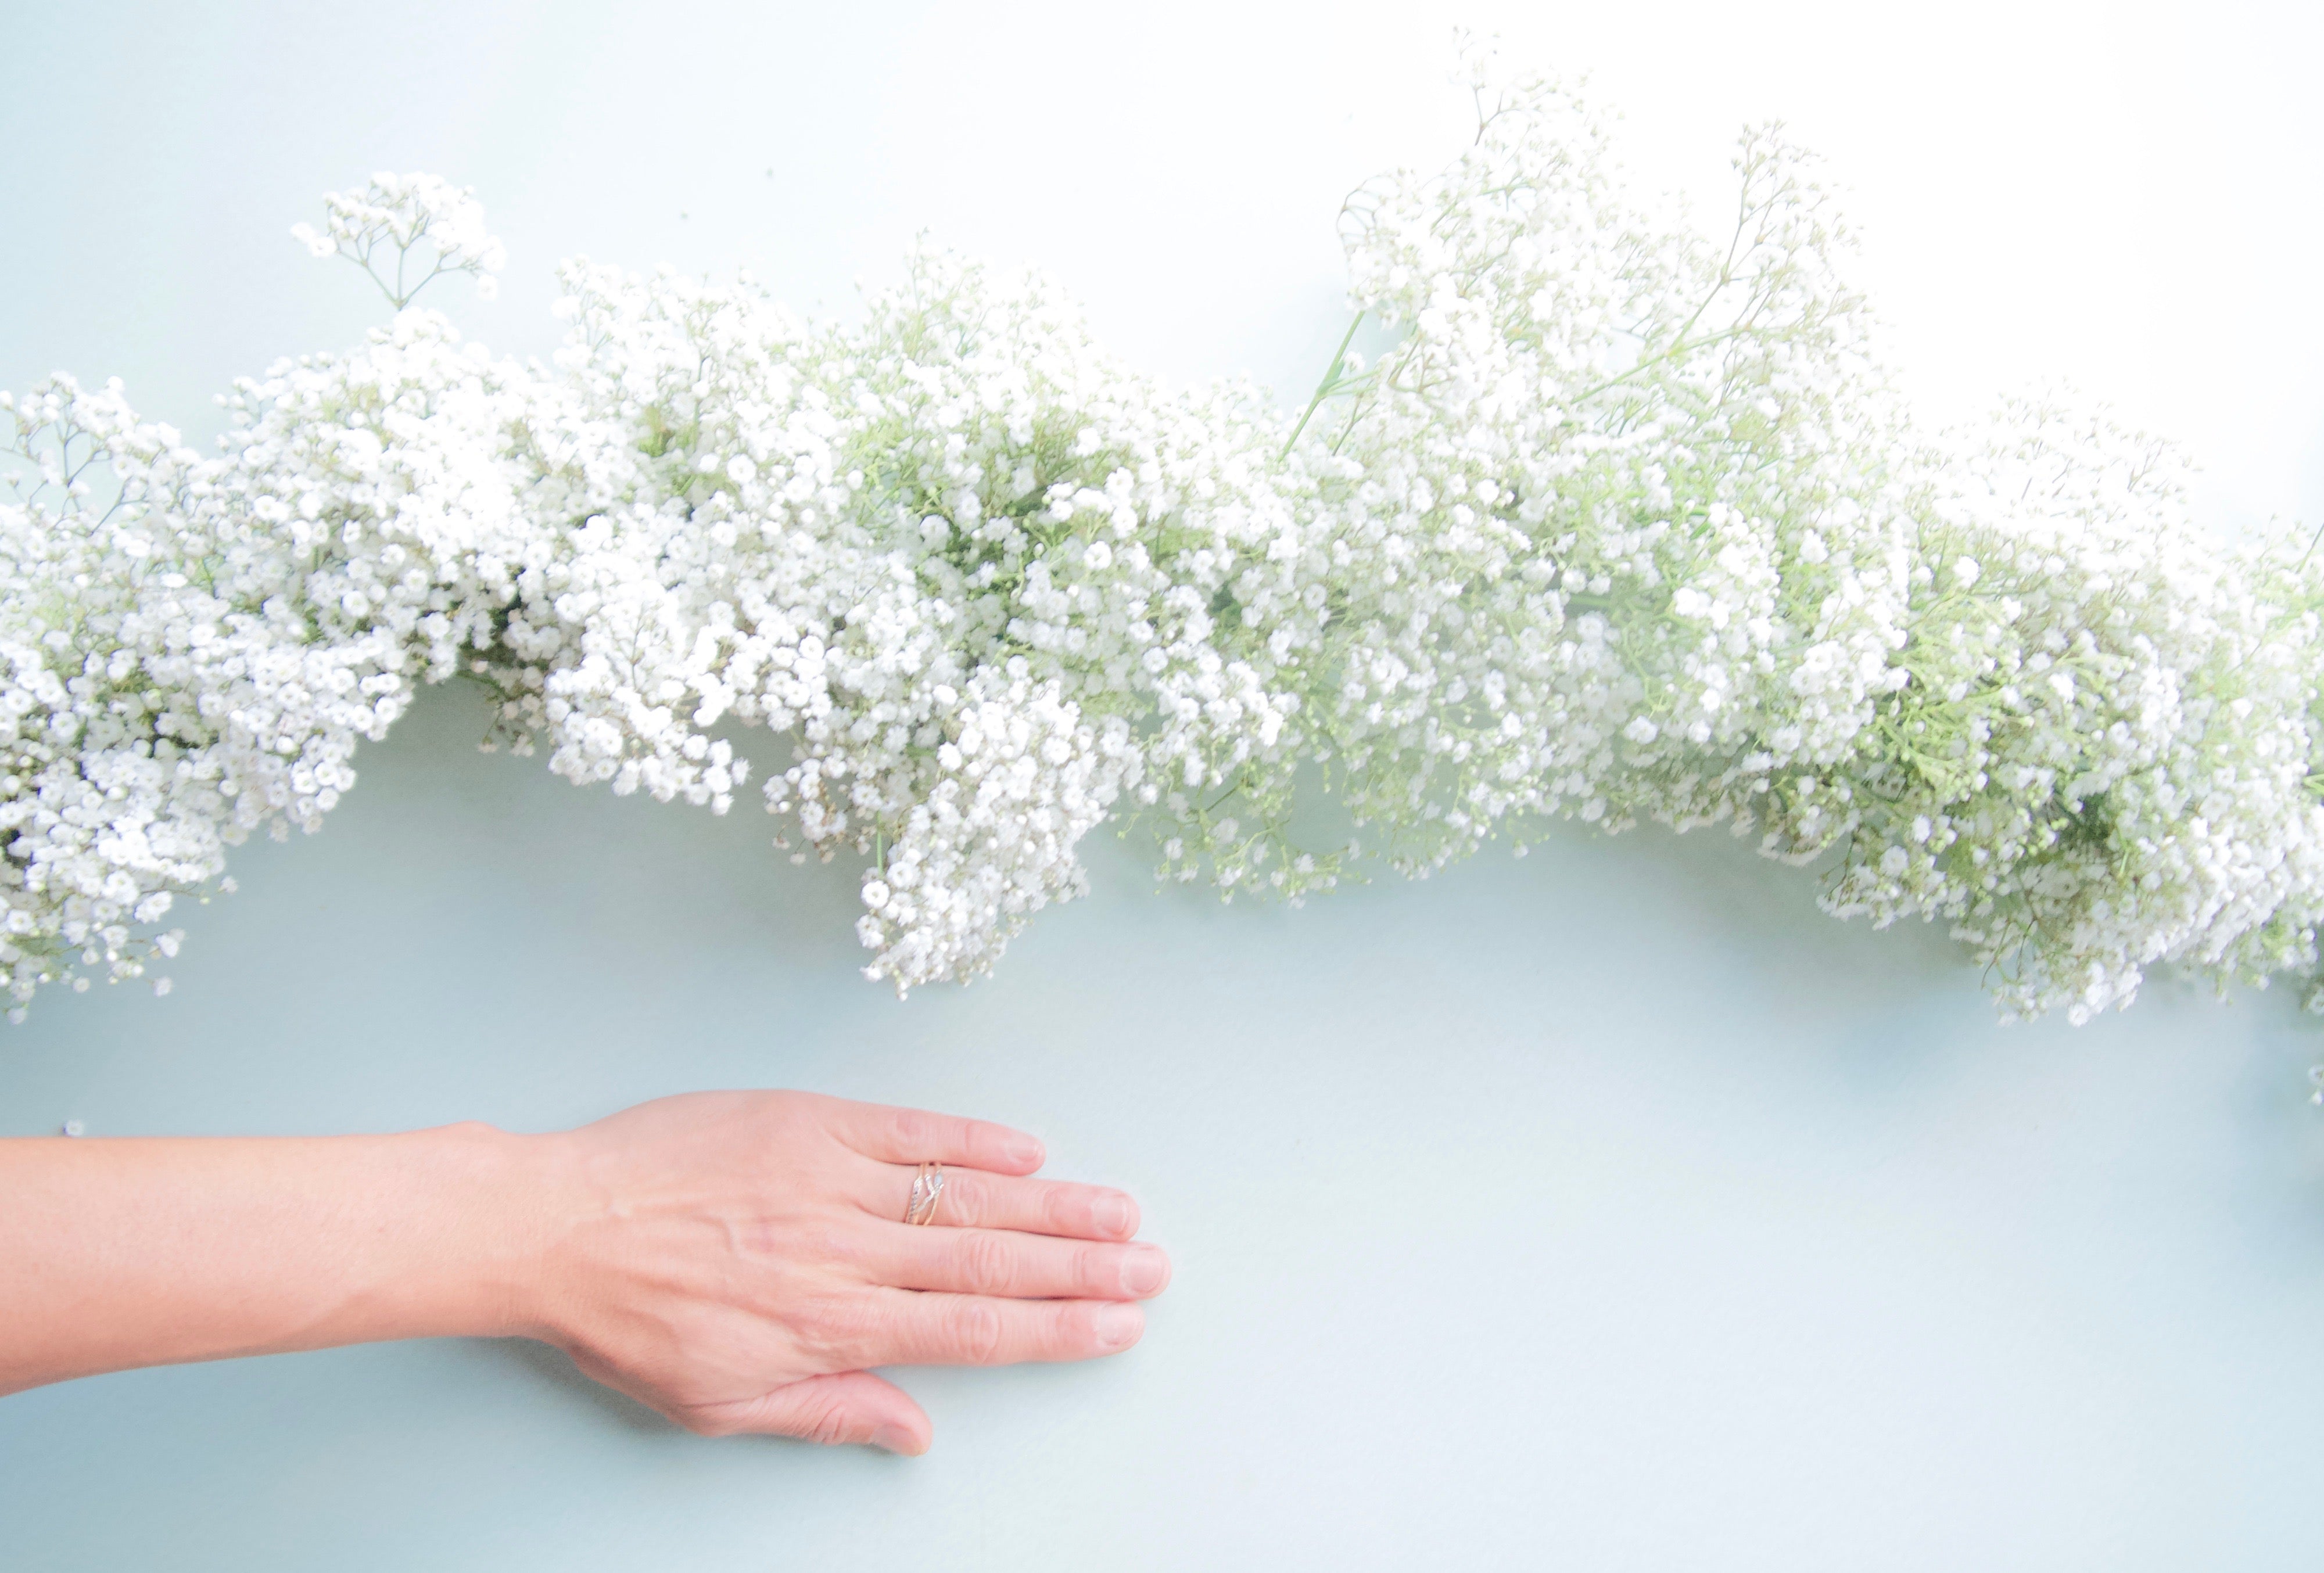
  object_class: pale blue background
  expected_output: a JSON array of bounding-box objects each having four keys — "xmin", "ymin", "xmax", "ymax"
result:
[{"xmin": 5, "ymin": 3, "xmax": 2324, "ymax": 1568}]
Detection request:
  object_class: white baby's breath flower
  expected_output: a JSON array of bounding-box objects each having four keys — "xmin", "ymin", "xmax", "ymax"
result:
[
  {"xmin": 5, "ymin": 49, "xmax": 2319, "ymax": 1035},
  {"xmin": 290, "ymin": 173, "xmax": 507, "ymax": 308}
]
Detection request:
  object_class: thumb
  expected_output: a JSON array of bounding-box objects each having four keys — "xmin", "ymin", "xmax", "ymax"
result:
[{"xmin": 705, "ymin": 1370, "xmax": 933, "ymax": 1455}]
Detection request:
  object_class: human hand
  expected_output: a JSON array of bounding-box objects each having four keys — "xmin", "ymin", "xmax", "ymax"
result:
[{"xmin": 521, "ymin": 1090, "xmax": 1168, "ymax": 1454}]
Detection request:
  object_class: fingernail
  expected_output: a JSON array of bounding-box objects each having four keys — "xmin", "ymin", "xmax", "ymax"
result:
[
  {"xmin": 1120, "ymin": 1245, "xmax": 1169, "ymax": 1297},
  {"xmin": 1009, "ymin": 1137, "xmax": 1045, "ymax": 1169},
  {"xmin": 1093, "ymin": 1194, "xmax": 1134, "ymax": 1237},
  {"xmin": 1094, "ymin": 1302, "xmax": 1144, "ymax": 1352},
  {"xmin": 870, "ymin": 1424, "xmax": 920, "ymax": 1456}
]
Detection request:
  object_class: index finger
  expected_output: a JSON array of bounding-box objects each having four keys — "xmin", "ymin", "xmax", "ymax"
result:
[{"xmin": 822, "ymin": 1098, "xmax": 1046, "ymax": 1175}]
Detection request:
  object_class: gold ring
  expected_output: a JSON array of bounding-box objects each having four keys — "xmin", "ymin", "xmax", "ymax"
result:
[{"xmin": 904, "ymin": 1161, "xmax": 946, "ymax": 1226}]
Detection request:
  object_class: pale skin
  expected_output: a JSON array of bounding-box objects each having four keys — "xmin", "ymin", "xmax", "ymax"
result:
[{"xmin": 0, "ymin": 1090, "xmax": 1170, "ymax": 1454}]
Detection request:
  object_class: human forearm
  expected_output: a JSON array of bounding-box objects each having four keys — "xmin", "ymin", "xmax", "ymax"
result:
[
  {"xmin": 0, "ymin": 1121, "xmax": 545, "ymax": 1395},
  {"xmin": 0, "ymin": 1091, "xmax": 1166, "ymax": 1453}
]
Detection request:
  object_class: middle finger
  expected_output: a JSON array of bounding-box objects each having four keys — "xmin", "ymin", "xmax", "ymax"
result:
[{"xmin": 871, "ymin": 1222, "xmax": 1173, "ymax": 1302}]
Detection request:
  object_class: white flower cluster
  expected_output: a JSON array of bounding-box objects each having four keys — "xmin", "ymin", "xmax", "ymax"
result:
[
  {"xmin": 290, "ymin": 171, "xmax": 507, "ymax": 307},
  {"xmin": 5, "ymin": 58, "xmax": 2319, "ymax": 1027}
]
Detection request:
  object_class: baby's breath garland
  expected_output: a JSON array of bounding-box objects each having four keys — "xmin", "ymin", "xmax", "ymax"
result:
[{"xmin": 5, "ymin": 59, "xmax": 2322, "ymax": 1028}]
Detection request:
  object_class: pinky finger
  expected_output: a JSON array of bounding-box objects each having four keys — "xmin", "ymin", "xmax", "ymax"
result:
[{"xmin": 874, "ymin": 1291, "xmax": 1146, "ymax": 1369}]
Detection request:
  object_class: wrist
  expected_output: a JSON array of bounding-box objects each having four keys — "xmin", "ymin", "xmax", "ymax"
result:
[{"xmin": 406, "ymin": 1121, "xmax": 570, "ymax": 1344}]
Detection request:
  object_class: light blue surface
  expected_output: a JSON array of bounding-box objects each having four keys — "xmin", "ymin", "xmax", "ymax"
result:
[{"xmin": 6, "ymin": 4, "xmax": 2324, "ymax": 1567}]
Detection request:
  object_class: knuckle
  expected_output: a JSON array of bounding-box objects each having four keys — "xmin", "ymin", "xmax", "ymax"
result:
[
  {"xmin": 958, "ymin": 1231, "xmax": 1016, "ymax": 1295},
  {"xmin": 799, "ymin": 1400, "xmax": 858, "ymax": 1448},
  {"xmin": 947, "ymin": 1171, "xmax": 991, "ymax": 1227},
  {"xmin": 808, "ymin": 1097, "xmax": 858, "ymax": 1148},
  {"xmin": 1071, "ymin": 1242, "xmax": 1109, "ymax": 1294},
  {"xmin": 1051, "ymin": 1301, "xmax": 1101, "ymax": 1355},
  {"xmin": 799, "ymin": 1292, "xmax": 879, "ymax": 1363},
  {"xmin": 1039, "ymin": 1183, "xmax": 1077, "ymax": 1235},
  {"xmin": 809, "ymin": 1224, "xmax": 862, "ymax": 1269},
  {"xmin": 948, "ymin": 1298, "xmax": 1009, "ymax": 1364}
]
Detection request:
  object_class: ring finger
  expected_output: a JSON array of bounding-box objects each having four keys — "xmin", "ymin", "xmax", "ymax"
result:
[{"xmin": 863, "ymin": 1161, "xmax": 1142, "ymax": 1242}]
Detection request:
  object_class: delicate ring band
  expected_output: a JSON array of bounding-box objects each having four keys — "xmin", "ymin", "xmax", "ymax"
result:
[{"xmin": 904, "ymin": 1161, "xmax": 946, "ymax": 1226}]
